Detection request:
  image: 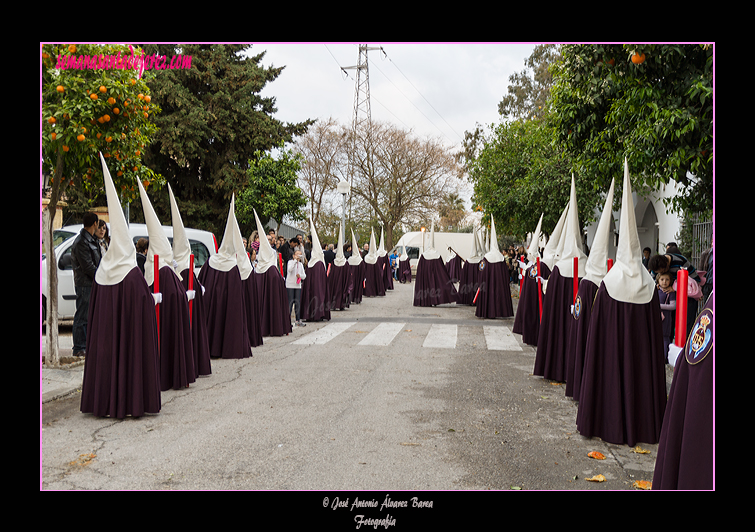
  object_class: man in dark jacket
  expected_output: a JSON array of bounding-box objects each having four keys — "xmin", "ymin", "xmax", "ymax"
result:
[{"xmin": 70, "ymin": 212, "xmax": 102, "ymax": 356}]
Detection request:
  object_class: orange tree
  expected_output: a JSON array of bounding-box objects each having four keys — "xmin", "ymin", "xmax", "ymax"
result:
[{"xmin": 41, "ymin": 42, "xmax": 162, "ymax": 365}]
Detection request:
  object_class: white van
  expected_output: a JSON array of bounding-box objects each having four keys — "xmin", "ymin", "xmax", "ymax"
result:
[{"xmin": 42, "ymin": 223, "xmax": 217, "ymax": 322}]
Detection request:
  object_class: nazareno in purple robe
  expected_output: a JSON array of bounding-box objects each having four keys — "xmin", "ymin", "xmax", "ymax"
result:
[
  {"xmin": 348, "ymin": 261, "xmax": 365, "ymax": 304},
  {"xmin": 328, "ymin": 263, "xmax": 351, "ymax": 311},
  {"xmin": 564, "ymin": 278, "xmax": 599, "ymax": 400},
  {"xmin": 398, "ymin": 258, "xmax": 412, "ymax": 283},
  {"xmin": 652, "ymin": 293, "xmax": 714, "ymax": 490},
  {"xmin": 242, "ymin": 274, "xmax": 264, "ymax": 348},
  {"xmin": 197, "ymin": 264, "xmax": 252, "ymax": 359},
  {"xmin": 179, "ymin": 268, "xmax": 213, "ymax": 377},
  {"xmin": 80, "ymin": 267, "xmax": 162, "ymax": 418},
  {"xmin": 445, "ymin": 254, "xmax": 463, "ymax": 283},
  {"xmin": 513, "ymin": 262, "xmax": 550, "ymax": 345},
  {"xmin": 533, "ymin": 266, "xmax": 577, "ymax": 382},
  {"xmin": 379, "ymin": 255, "xmax": 394, "ymax": 290},
  {"xmin": 457, "ymin": 260, "xmax": 480, "ymax": 306},
  {"xmin": 475, "ymin": 259, "xmax": 514, "ymax": 318},
  {"xmin": 363, "ymin": 261, "xmax": 386, "ymax": 297},
  {"xmin": 575, "ymin": 284, "xmax": 668, "ymax": 447},
  {"xmin": 302, "ymin": 261, "xmax": 331, "ymax": 322},
  {"xmin": 413, "ymin": 255, "xmax": 458, "ymax": 307},
  {"xmin": 151, "ymin": 265, "xmax": 196, "ymax": 391},
  {"xmin": 254, "ymin": 266, "xmax": 293, "ymax": 337}
]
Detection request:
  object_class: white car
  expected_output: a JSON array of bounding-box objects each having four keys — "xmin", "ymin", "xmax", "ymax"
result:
[{"xmin": 42, "ymin": 223, "xmax": 217, "ymax": 322}]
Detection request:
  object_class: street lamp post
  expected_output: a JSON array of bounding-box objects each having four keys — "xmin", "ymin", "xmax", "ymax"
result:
[{"xmin": 337, "ymin": 179, "xmax": 351, "ymax": 243}]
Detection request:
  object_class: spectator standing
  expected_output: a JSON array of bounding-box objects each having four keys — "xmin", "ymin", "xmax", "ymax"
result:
[
  {"xmin": 286, "ymin": 249, "xmax": 307, "ymax": 327},
  {"xmin": 657, "ymin": 271, "xmax": 676, "ymax": 362},
  {"xmin": 70, "ymin": 212, "xmax": 102, "ymax": 357}
]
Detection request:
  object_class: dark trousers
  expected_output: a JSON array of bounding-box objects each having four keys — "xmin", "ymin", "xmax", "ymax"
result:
[
  {"xmin": 73, "ymin": 284, "xmax": 92, "ymax": 353},
  {"xmin": 287, "ymin": 288, "xmax": 302, "ymax": 321}
]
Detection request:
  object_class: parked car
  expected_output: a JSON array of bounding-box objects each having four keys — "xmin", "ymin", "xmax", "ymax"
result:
[{"xmin": 42, "ymin": 223, "xmax": 217, "ymax": 323}]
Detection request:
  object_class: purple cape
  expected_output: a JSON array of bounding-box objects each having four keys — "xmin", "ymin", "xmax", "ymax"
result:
[
  {"xmin": 242, "ymin": 275, "xmax": 264, "ymax": 348},
  {"xmin": 457, "ymin": 260, "xmax": 480, "ymax": 306},
  {"xmin": 302, "ymin": 261, "xmax": 331, "ymax": 322},
  {"xmin": 363, "ymin": 261, "xmax": 386, "ymax": 297},
  {"xmin": 398, "ymin": 258, "xmax": 412, "ymax": 283},
  {"xmin": 534, "ymin": 266, "xmax": 577, "ymax": 382},
  {"xmin": 575, "ymin": 285, "xmax": 667, "ymax": 447},
  {"xmin": 513, "ymin": 262, "xmax": 550, "ymax": 345},
  {"xmin": 179, "ymin": 268, "xmax": 212, "ymax": 377},
  {"xmin": 151, "ymin": 266, "xmax": 196, "ymax": 391},
  {"xmin": 328, "ymin": 263, "xmax": 351, "ymax": 310},
  {"xmin": 475, "ymin": 259, "xmax": 514, "ymax": 318},
  {"xmin": 80, "ymin": 267, "xmax": 161, "ymax": 418},
  {"xmin": 564, "ymin": 279, "xmax": 599, "ymax": 399},
  {"xmin": 348, "ymin": 261, "xmax": 365, "ymax": 304},
  {"xmin": 254, "ymin": 266, "xmax": 293, "ymax": 337},
  {"xmin": 413, "ymin": 255, "xmax": 458, "ymax": 307},
  {"xmin": 197, "ymin": 264, "xmax": 252, "ymax": 359},
  {"xmin": 446, "ymin": 254, "xmax": 463, "ymax": 283},
  {"xmin": 380, "ymin": 255, "xmax": 394, "ymax": 290},
  {"xmin": 652, "ymin": 294, "xmax": 714, "ymax": 490}
]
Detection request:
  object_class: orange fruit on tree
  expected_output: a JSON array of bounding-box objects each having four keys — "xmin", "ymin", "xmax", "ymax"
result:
[
  {"xmin": 68, "ymin": 44, "xmax": 76, "ymax": 53},
  {"xmin": 63, "ymin": 145, "xmax": 69, "ymax": 152},
  {"xmin": 77, "ymin": 134, "xmax": 85, "ymax": 142},
  {"xmin": 56, "ymin": 85, "xmax": 65, "ymax": 93},
  {"xmin": 631, "ymin": 52, "xmax": 645, "ymax": 64},
  {"xmin": 103, "ymin": 114, "xmax": 110, "ymax": 122},
  {"xmin": 48, "ymin": 116, "xmax": 56, "ymax": 124},
  {"xmin": 99, "ymin": 85, "xmax": 107, "ymax": 93},
  {"xmin": 107, "ymin": 97, "xmax": 116, "ymax": 105},
  {"xmin": 113, "ymin": 108, "xmax": 120, "ymax": 114},
  {"xmin": 144, "ymin": 95, "xmax": 151, "ymax": 103},
  {"xmin": 138, "ymin": 93, "xmax": 144, "ymax": 100},
  {"xmin": 51, "ymin": 132, "xmax": 57, "ymax": 140},
  {"xmin": 90, "ymin": 93, "xmax": 98, "ymax": 100},
  {"xmin": 106, "ymin": 136, "xmax": 113, "ymax": 142}
]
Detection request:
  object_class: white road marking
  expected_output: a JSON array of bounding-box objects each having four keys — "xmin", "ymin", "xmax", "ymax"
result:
[
  {"xmin": 293, "ymin": 322, "xmax": 356, "ymax": 345},
  {"xmin": 483, "ymin": 326, "xmax": 522, "ymax": 351},
  {"xmin": 358, "ymin": 322, "xmax": 406, "ymax": 346},
  {"xmin": 422, "ymin": 324, "xmax": 457, "ymax": 349}
]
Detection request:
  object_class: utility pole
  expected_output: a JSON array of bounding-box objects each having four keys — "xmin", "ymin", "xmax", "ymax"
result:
[{"xmin": 341, "ymin": 44, "xmax": 385, "ymax": 238}]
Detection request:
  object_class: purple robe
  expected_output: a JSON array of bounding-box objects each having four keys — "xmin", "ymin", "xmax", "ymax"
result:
[
  {"xmin": 475, "ymin": 259, "xmax": 514, "ymax": 318},
  {"xmin": 576, "ymin": 285, "xmax": 668, "ymax": 447},
  {"xmin": 380, "ymin": 255, "xmax": 395, "ymax": 290},
  {"xmin": 254, "ymin": 267, "xmax": 293, "ymax": 337},
  {"xmin": 445, "ymin": 254, "xmax": 463, "ymax": 283},
  {"xmin": 413, "ymin": 255, "xmax": 458, "ymax": 307},
  {"xmin": 179, "ymin": 268, "xmax": 212, "ymax": 377},
  {"xmin": 242, "ymin": 275, "xmax": 264, "ymax": 348},
  {"xmin": 302, "ymin": 261, "xmax": 331, "ymax": 322},
  {"xmin": 398, "ymin": 258, "xmax": 412, "ymax": 283},
  {"xmin": 197, "ymin": 264, "xmax": 252, "ymax": 359},
  {"xmin": 513, "ymin": 262, "xmax": 550, "ymax": 345},
  {"xmin": 363, "ymin": 261, "xmax": 386, "ymax": 297},
  {"xmin": 328, "ymin": 263, "xmax": 351, "ymax": 310},
  {"xmin": 534, "ymin": 266, "xmax": 577, "ymax": 382},
  {"xmin": 151, "ymin": 266, "xmax": 196, "ymax": 391},
  {"xmin": 457, "ymin": 260, "xmax": 480, "ymax": 306},
  {"xmin": 348, "ymin": 261, "xmax": 365, "ymax": 304},
  {"xmin": 564, "ymin": 279, "xmax": 599, "ymax": 400},
  {"xmin": 80, "ymin": 267, "xmax": 161, "ymax": 418},
  {"xmin": 652, "ymin": 294, "xmax": 714, "ymax": 490}
]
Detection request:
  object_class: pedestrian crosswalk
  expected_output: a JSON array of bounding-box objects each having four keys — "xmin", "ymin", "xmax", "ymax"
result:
[{"xmin": 290, "ymin": 321, "xmax": 527, "ymax": 351}]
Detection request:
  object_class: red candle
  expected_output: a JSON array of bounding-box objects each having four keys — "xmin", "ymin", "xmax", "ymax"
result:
[
  {"xmin": 154, "ymin": 254, "xmax": 160, "ymax": 348},
  {"xmin": 675, "ymin": 269, "xmax": 689, "ymax": 347},
  {"xmin": 537, "ymin": 257, "xmax": 543, "ymax": 322},
  {"xmin": 607, "ymin": 258, "xmax": 613, "ymax": 271},
  {"xmin": 188, "ymin": 254, "xmax": 194, "ymax": 327},
  {"xmin": 573, "ymin": 256, "xmax": 579, "ymax": 304}
]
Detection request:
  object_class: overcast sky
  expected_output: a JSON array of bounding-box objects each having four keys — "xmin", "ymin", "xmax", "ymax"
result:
[{"xmin": 249, "ymin": 42, "xmax": 538, "ymax": 210}]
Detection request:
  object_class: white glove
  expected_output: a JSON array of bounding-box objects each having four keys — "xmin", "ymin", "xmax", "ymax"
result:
[
  {"xmin": 152, "ymin": 292, "xmax": 163, "ymax": 305},
  {"xmin": 668, "ymin": 344, "xmax": 683, "ymax": 367},
  {"xmin": 186, "ymin": 290, "xmax": 196, "ymax": 301}
]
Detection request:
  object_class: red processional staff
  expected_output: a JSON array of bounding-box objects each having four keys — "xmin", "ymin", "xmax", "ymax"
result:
[
  {"xmin": 154, "ymin": 254, "xmax": 160, "ymax": 348},
  {"xmin": 536, "ymin": 257, "xmax": 543, "ymax": 322},
  {"xmin": 675, "ymin": 269, "xmax": 689, "ymax": 348},
  {"xmin": 188, "ymin": 254, "xmax": 194, "ymax": 327}
]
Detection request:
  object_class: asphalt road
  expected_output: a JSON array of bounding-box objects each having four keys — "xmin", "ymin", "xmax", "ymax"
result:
[{"xmin": 41, "ymin": 279, "xmax": 665, "ymax": 498}]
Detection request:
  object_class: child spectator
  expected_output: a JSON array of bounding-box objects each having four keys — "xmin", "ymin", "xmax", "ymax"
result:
[{"xmin": 657, "ymin": 271, "xmax": 676, "ymax": 362}]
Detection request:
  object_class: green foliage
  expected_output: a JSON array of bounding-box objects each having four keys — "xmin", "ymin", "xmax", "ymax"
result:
[
  {"xmin": 42, "ymin": 43, "xmax": 162, "ymax": 212},
  {"xmin": 549, "ymin": 44, "xmax": 713, "ymax": 214},
  {"xmin": 236, "ymin": 144, "xmax": 307, "ymax": 235},
  {"xmin": 140, "ymin": 44, "xmax": 314, "ymax": 237}
]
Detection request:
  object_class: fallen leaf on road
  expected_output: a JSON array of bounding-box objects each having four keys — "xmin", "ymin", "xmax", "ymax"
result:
[
  {"xmin": 588, "ymin": 451, "xmax": 606, "ymax": 460},
  {"xmin": 400, "ymin": 442, "xmax": 421, "ymax": 446},
  {"xmin": 632, "ymin": 480, "xmax": 652, "ymax": 490},
  {"xmin": 585, "ymin": 474, "xmax": 606, "ymax": 482},
  {"xmin": 631, "ymin": 446, "xmax": 651, "ymax": 454},
  {"xmin": 70, "ymin": 453, "xmax": 96, "ymax": 467}
]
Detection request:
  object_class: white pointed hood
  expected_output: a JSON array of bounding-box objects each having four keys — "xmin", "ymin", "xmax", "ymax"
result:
[
  {"xmin": 601, "ymin": 159, "xmax": 656, "ymax": 304},
  {"xmin": 208, "ymin": 195, "xmax": 239, "ymax": 273},
  {"xmin": 583, "ymin": 178, "xmax": 616, "ymax": 287},
  {"xmin": 168, "ymin": 184, "xmax": 191, "ymax": 275},
  {"xmin": 253, "ymin": 209, "xmax": 278, "ymax": 274},
  {"xmin": 308, "ymin": 218, "xmax": 326, "ymax": 268},
  {"xmin": 95, "ymin": 153, "xmax": 138, "ymax": 286},
  {"xmin": 364, "ymin": 228, "xmax": 379, "ymax": 264},
  {"xmin": 555, "ymin": 175, "xmax": 588, "ymax": 278},
  {"xmin": 422, "ymin": 220, "xmax": 441, "ymax": 260},
  {"xmin": 334, "ymin": 225, "xmax": 347, "ymax": 267},
  {"xmin": 542, "ymin": 202, "xmax": 568, "ymax": 270},
  {"xmin": 232, "ymin": 207, "xmax": 253, "ymax": 280},
  {"xmin": 348, "ymin": 229, "xmax": 363, "ymax": 266},
  {"xmin": 399, "ymin": 241, "xmax": 409, "ymax": 262},
  {"xmin": 378, "ymin": 228, "xmax": 387, "ymax": 257},
  {"xmin": 466, "ymin": 225, "xmax": 482, "ymax": 264},
  {"xmin": 484, "ymin": 214, "xmax": 505, "ymax": 264},
  {"xmin": 526, "ymin": 214, "xmax": 544, "ymax": 265},
  {"xmin": 138, "ymin": 179, "xmax": 179, "ymax": 287}
]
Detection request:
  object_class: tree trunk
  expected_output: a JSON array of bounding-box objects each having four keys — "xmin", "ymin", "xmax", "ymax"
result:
[{"xmin": 44, "ymin": 150, "xmax": 65, "ymax": 368}]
